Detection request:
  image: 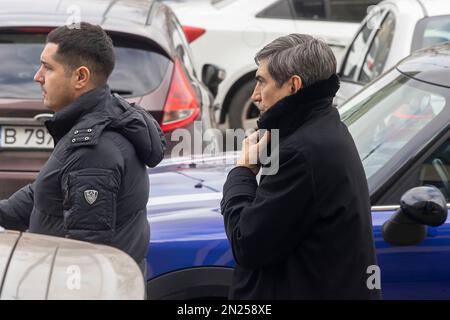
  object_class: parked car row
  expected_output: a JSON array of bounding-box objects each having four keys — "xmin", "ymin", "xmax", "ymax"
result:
[
  {"xmin": 168, "ymin": 0, "xmax": 450, "ymax": 130},
  {"xmin": 168, "ymin": 0, "xmax": 381, "ymax": 130}
]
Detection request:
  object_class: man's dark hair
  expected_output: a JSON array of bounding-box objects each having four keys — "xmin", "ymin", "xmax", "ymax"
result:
[{"xmin": 46, "ymin": 22, "xmax": 115, "ymax": 85}]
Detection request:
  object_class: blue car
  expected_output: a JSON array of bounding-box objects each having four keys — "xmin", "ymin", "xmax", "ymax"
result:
[{"xmin": 145, "ymin": 43, "xmax": 450, "ymax": 300}]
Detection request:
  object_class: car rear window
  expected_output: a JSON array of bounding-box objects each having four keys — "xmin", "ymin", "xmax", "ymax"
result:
[{"xmin": 0, "ymin": 31, "xmax": 170, "ymax": 99}]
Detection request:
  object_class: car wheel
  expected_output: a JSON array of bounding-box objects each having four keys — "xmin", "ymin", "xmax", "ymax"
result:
[
  {"xmin": 228, "ymin": 80, "xmax": 259, "ymax": 130},
  {"xmin": 146, "ymin": 267, "xmax": 232, "ymax": 300}
]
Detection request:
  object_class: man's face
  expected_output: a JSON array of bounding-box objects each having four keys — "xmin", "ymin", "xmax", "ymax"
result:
[
  {"xmin": 251, "ymin": 59, "xmax": 293, "ymax": 114},
  {"xmin": 34, "ymin": 43, "xmax": 77, "ymax": 112}
]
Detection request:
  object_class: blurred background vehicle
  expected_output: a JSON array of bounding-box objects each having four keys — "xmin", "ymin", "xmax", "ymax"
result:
[
  {"xmin": 336, "ymin": 0, "xmax": 450, "ymax": 105},
  {"xmin": 144, "ymin": 43, "xmax": 450, "ymax": 299},
  {"xmin": 0, "ymin": 0, "xmax": 224, "ymax": 199},
  {"xmin": 0, "ymin": 227, "xmax": 145, "ymax": 300},
  {"xmin": 167, "ymin": 0, "xmax": 381, "ymax": 130}
]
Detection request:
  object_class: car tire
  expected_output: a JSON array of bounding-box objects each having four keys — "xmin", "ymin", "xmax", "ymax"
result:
[
  {"xmin": 228, "ymin": 79, "xmax": 259, "ymax": 130},
  {"xmin": 147, "ymin": 267, "xmax": 232, "ymax": 300}
]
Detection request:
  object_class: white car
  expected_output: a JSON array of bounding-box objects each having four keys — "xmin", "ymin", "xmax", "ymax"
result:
[
  {"xmin": 0, "ymin": 227, "xmax": 145, "ymax": 300},
  {"xmin": 337, "ymin": 0, "xmax": 450, "ymax": 105},
  {"xmin": 169, "ymin": 0, "xmax": 379, "ymax": 130}
]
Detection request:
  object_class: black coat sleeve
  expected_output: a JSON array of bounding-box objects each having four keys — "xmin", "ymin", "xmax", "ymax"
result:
[
  {"xmin": 0, "ymin": 183, "xmax": 34, "ymax": 231},
  {"xmin": 221, "ymin": 148, "xmax": 317, "ymax": 269}
]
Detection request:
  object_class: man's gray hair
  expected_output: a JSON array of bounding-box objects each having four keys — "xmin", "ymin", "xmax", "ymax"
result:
[{"xmin": 255, "ymin": 34, "xmax": 337, "ymax": 88}]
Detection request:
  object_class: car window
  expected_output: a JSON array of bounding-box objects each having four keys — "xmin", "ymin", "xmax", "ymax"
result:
[
  {"xmin": 0, "ymin": 31, "xmax": 170, "ymax": 99},
  {"xmin": 291, "ymin": 0, "xmax": 326, "ymax": 20},
  {"xmin": 377, "ymin": 134, "xmax": 450, "ymax": 205},
  {"xmin": 358, "ymin": 11, "xmax": 396, "ymax": 83},
  {"xmin": 328, "ymin": 0, "xmax": 381, "ymax": 22},
  {"xmin": 0, "ymin": 34, "xmax": 44, "ymax": 99},
  {"xmin": 257, "ymin": 0, "xmax": 380, "ymax": 22},
  {"xmin": 109, "ymin": 47, "xmax": 170, "ymax": 97},
  {"xmin": 419, "ymin": 139, "xmax": 450, "ymax": 202},
  {"xmin": 211, "ymin": 0, "xmax": 237, "ymax": 8},
  {"xmin": 340, "ymin": 20, "xmax": 377, "ymax": 81},
  {"xmin": 171, "ymin": 17, "xmax": 197, "ymax": 79},
  {"xmin": 412, "ymin": 15, "xmax": 450, "ymax": 51},
  {"xmin": 257, "ymin": 0, "xmax": 296, "ymax": 19},
  {"xmin": 341, "ymin": 72, "xmax": 448, "ymax": 181}
]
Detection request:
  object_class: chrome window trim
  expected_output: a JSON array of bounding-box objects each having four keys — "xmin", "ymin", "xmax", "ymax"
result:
[
  {"xmin": 371, "ymin": 204, "xmax": 450, "ymax": 212},
  {"xmin": 354, "ymin": 10, "xmax": 390, "ymax": 82}
]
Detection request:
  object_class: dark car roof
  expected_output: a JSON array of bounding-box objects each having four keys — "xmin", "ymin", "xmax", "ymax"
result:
[
  {"xmin": 0, "ymin": 0, "xmax": 176, "ymax": 59},
  {"xmin": 397, "ymin": 42, "xmax": 450, "ymax": 88}
]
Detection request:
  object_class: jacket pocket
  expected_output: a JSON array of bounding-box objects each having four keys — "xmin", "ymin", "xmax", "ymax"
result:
[{"xmin": 62, "ymin": 168, "xmax": 119, "ymax": 244}]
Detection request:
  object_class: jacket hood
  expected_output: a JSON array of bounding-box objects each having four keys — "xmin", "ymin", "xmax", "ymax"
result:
[
  {"xmin": 45, "ymin": 85, "xmax": 166, "ymax": 168},
  {"xmin": 110, "ymin": 93, "xmax": 166, "ymax": 168},
  {"xmin": 257, "ymin": 74, "xmax": 340, "ymax": 137}
]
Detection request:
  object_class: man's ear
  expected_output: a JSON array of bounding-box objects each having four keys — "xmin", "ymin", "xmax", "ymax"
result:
[
  {"xmin": 74, "ymin": 66, "xmax": 91, "ymax": 90},
  {"xmin": 290, "ymin": 75, "xmax": 302, "ymax": 94}
]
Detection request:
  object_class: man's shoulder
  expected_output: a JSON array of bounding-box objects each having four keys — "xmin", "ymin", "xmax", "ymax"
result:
[
  {"xmin": 63, "ymin": 130, "xmax": 129, "ymax": 168},
  {"xmin": 283, "ymin": 109, "xmax": 346, "ymax": 150},
  {"xmin": 274, "ymin": 144, "xmax": 310, "ymax": 170},
  {"xmin": 101, "ymin": 130, "xmax": 133, "ymax": 149}
]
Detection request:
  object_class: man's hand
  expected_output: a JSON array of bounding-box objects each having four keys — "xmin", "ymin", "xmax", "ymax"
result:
[{"xmin": 237, "ymin": 130, "xmax": 271, "ymax": 175}]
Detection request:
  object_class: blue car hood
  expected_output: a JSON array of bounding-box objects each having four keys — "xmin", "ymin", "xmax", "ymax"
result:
[{"xmin": 146, "ymin": 154, "xmax": 237, "ymax": 242}]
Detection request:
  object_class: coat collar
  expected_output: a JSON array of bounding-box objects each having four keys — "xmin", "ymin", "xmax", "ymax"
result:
[
  {"xmin": 257, "ymin": 74, "xmax": 340, "ymax": 137},
  {"xmin": 45, "ymin": 85, "xmax": 111, "ymax": 144}
]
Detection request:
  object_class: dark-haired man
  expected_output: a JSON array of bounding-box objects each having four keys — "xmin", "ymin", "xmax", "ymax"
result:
[
  {"xmin": 221, "ymin": 34, "xmax": 380, "ymax": 299},
  {"xmin": 0, "ymin": 22, "xmax": 166, "ymax": 272}
]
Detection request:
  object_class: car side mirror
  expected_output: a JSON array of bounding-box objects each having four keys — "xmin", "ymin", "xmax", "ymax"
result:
[
  {"xmin": 202, "ymin": 64, "xmax": 226, "ymax": 98},
  {"xmin": 382, "ymin": 186, "xmax": 447, "ymax": 246}
]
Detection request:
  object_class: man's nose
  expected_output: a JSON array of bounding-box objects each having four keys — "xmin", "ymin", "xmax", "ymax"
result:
[
  {"xmin": 34, "ymin": 67, "xmax": 43, "ymax": 83},
  {"xmin": 251, "ymin": 85, "xmax": 260, "ymax": 103}
]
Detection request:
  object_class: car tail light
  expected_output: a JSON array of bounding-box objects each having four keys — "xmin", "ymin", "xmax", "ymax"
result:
[
  {"xmin": 161, "ymin": 59, "xmax": 200, "ymax": 132},
  {"xmin": 182, "ymin": 26, "xmax": 206, "ymax": 43}
]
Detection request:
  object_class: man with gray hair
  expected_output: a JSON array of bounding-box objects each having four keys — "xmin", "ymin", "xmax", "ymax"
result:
[{"xmin": 220, "ymin": 34, "xmax": 380, "ymax": 299}]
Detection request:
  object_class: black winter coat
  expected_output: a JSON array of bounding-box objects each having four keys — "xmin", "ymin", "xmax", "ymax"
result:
[
  {"xmin": 0, "ymin": 86, "xmax": 165, "ymax": 264},
  {"xmin": 221, "ymin": 75, "xmax": 381, "ymax": 299}
]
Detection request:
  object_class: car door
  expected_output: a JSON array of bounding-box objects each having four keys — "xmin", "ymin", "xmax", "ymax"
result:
[
  {"xmin": 372, "ymin": 132, "xmax": 450, "ymax": 299},
  {"xmin": 337, "ymin": 7, "xmax": 396, "ymax": 105},
  {"xmin": 341, "ymin": 68, "xmax": 450, "ymax": 299}
]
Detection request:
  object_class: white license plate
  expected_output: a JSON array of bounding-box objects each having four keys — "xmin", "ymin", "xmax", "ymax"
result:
[{"xmin": 0, "ymin": 126, "xmax": 53, "ymax": 149}]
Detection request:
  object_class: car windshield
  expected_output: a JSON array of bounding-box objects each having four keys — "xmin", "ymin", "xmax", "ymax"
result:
[
  {"xmin": 340, "ymin": 69, "xmax": 449, "ymax": 189},
  {"xmin": 412, "ymin": 15, "xmax": 450, "ymax": 51},
  {"xmin": 0, "ymin": 31, "xmax": 170, "ymax": 99}
]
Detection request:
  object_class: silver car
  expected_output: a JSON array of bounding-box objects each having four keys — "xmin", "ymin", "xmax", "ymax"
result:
[{"xmin": 0, "ymin": 227, "xmax": 145, "ymax": 300}]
